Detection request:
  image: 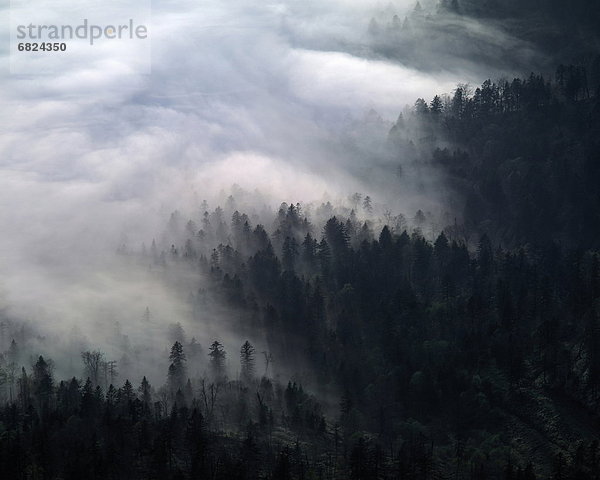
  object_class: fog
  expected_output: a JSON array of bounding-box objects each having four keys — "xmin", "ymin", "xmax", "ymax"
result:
[{"xmin": 0, "ymin": 0, "xmax": 551, "ymax": 385}]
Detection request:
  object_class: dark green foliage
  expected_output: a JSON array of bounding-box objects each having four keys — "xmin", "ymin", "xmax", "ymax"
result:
[
  {"xmin": 169, "ymin": 190, "xmax": 600, "ymax": 477},
  {"xmin": 240, "ymin": 340, "xmax": 256, "ymax": 383},
  {"xmin": 208, "ymin": 340, "xmax": 226, "ymax": 380},
  {"xmin": 168, "ymin": 341, "xmax": 187, "ymax": 391},
  {"xmin": 2, "ymin": 210, "xmax": 600, "ymax": 477},
  {"xmin": 394, "ymin": 73, "xmax": 600, "ymax": 248},
  {"xmin": 3, "ymin": 63, "xmax": 600, "ymax": 479}
]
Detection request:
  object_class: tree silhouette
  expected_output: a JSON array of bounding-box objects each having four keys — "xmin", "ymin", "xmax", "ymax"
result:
[
  {"xmin": 208, "ymin": 341, "xmax": 226, "ymax": 380},
  {"xmin": 240, "ymin": 341, "xmax": 256, "ymax": 383},
  {"xmin": 168, "ymin": 341, "xmax": 187, "ymax": 391}
]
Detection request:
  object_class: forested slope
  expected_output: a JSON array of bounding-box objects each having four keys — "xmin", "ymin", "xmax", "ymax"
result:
[
  {"xmin": 391, "ymin": 69, "xmax": 600, "ymax": 248},
  {"xmin": 1, "ymin": 180, "xmax": 599, "ymax": 477},
  {"xmin": 2, "ymin": 50, "xmax": 600, "ymax": 479}
]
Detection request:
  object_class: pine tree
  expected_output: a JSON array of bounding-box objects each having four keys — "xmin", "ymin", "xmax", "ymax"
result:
[
  {"xmin": 168, "ymin": 341, "xmax": 187, "ymax": 391},
  {"xmin": 302, "ymin": 233, "xmax": 318, "ymax": 272},
  {"xmin": 240, "ymin": 341, "xmax": 256, "ymax": 383},
  {"xmin": 106, "ymin": 384, "xmax": 118, "ymax": 406},
  {"xmin": 32, "ymin": 355, "xmax": 53, "ymax": 414},
  {"xmin": 80, "ymin": 377, "xmax": 95, "ymax": 417},
  {"xmin": 362, "ymin": 196, "xmax": 373, "ymax": 214},
  {"xmin": 317, "ymin": 238, "xmax": 331, "ymax": 278},
  {"xmin": 139, "ymin": 376, "xmax": 152, "ymax": 413},
  {"xmin": 430, "ymin": 95, "xmax": 443, "ymax": 114},
  {"xmin": 379, "ymin": 226, "xmax": 393, "ymax": 249},
  {"xmin": 415, "ymin": 98, "xmax": 429, "ymax": 115},
  {"xmin": 282, "ymin": 236, "xmax": 299, "ymax": 272},
  {"xmin": 208, "ymin": 341, "xmax": 226, "ymax": 380}
]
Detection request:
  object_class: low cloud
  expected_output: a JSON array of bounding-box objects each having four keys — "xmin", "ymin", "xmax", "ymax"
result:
[{"xmin": 0, "ymin": 0, "xmax": 551, "ymax": 379}]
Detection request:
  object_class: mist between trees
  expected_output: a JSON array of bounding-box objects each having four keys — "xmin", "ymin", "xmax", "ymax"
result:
[{"xmin": 1, "ymin": 64, "xmax": 600, "ymax": 477}]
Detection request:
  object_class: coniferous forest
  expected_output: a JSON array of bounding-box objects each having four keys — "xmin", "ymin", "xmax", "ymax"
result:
[{"xmin": 2, "ymin": 1, "xmax": 600, "ymax": 479}]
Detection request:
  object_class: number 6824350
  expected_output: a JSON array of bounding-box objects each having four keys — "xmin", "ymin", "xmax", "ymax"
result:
[{"xmin": 17, "ymin": 43, "xmax": 67, "ymax": 52}]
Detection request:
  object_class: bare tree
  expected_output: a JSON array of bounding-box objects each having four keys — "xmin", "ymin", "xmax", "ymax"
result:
[
  {"xmin": 349, "ymin": 192, "xmax": 362, "ymax": 210},
  {"xmin": 100, "ymin": 360, "xmax": 118, "ymax": 390},
  {"xmin": 81, "ymin": 350, "xmax": 104, "ymax": 386},
  {"xmin": 200, "ymin": 378, "xmax": 219, "ymax": 426},
  {"xmin": 262, "ymin": 351, "xmax": 273, "ymax": 377},
  {"xmin": 6, "ymin": 362, "xmax": 17, "ymax": 403}
]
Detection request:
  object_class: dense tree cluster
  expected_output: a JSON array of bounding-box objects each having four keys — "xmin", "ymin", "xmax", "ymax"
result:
[
  {"xmin": 1, "ymin": 67, "xmax": 600, "ymax": 477},
  {"xmin": 7, "ymin": 194, "xmax": 600, "ymax": 478},
  {"xmin": 0, "ymin": 338, "xmax": 330, "ymax": 479},
  {"xmin": 392, "ymin": 70, "xmax": 600, "ymax": 248},
  {"xmin": 368, "ymin": 1, "xmax": 600, "ymax": 77},
  {"xmin": 1, "ymin": 194, "xmax": 600, "ymax": 478}
]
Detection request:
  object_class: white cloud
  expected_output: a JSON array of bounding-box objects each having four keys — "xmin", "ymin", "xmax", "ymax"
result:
[{"xmin": 0, "ymin": 0, "xmax": 537, "ymax": 376}]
